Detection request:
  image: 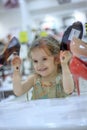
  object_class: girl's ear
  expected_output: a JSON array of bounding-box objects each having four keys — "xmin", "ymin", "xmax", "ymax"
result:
[{"xmin": 54, "ymin": 55, "xmax": 60, "ymax": 64}]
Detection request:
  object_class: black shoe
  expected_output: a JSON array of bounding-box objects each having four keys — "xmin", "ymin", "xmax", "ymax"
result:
[
  {"xmin": 60, "ymin": 21, "xmax": 83, "ymax": 51},
  {"xmin": 0, "ymin": 37, "xmax": 20, "ymax": 66}
]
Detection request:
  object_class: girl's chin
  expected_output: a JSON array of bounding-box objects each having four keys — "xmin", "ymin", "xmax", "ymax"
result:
[
  {"xmin": 40, "ymin": 74, "xmax": 48, "ymax": 77},
  {"xmin": 38, "ymin": 72, "xmax": 49, "ymax": 77}
]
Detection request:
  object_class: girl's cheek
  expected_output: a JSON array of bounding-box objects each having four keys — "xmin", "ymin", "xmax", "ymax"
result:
[{"xmin": 33, "ymin": 64, "xmax": 37, "ymax": 69}]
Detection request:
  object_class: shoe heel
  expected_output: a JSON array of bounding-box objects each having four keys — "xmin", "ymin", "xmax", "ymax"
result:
[{"xmin": 73, "ymin": 75, "xmax": 80, "ymax": 95}]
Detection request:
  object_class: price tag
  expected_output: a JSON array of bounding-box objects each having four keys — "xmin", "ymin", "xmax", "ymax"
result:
[{"xmin": 68, "ymin": 28, "xmax": 80, "ymax": 41}]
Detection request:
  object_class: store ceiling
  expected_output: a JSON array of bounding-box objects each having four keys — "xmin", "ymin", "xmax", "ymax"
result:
[
  {"xmin": 0, "ymin": 0, "xmax": 87, "ymax": 34},
  {"xmin": 0, "ymin": 0, "xmax": 87, "ymax": 38},
  {"xmin": 0, "ymin": 0, "xmax": 87, "ymax": 19},
  {"xmin": 29, "ymin": 0, "xmax": 87, "ymax": 19}
]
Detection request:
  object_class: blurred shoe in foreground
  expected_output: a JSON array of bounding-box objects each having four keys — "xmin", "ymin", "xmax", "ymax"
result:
[{"xmin": 0, "ymin": 37, "xmax": 20, "ymax": 66}]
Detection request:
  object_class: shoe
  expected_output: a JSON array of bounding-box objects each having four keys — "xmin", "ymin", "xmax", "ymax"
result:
[
  {"xmin": 60, "ymin": 21, "xmax": 83, "ymax": 51},
  {"xmin": 60, "ymin": 21, "xmax": 84, "ymax": 95},
  {"xmin": 70, "ymin": 37, "xmax": 87, "ymax": 59},
  {"xmin": 0, "ymin": 37, "xmax": 20, "ymax": 66},
  {"xmin": 69, "ymin": 56, "xmax": 87, "ymax": 95},
  {"xmin": 69, "ymin": 37, "xmax": 87, "ymax": 95}
]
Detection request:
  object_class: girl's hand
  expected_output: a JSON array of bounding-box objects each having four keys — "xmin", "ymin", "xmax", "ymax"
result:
[
  {"xmin": 11, "ymin": 54, "xmax": 22, "ymax": 71},
  {"xmin": 60, "ymin": 51, "xmax": 72, "ymax": 65}
]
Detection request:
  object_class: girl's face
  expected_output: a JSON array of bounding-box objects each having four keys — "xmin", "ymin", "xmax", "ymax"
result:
[{"xmin": 31, "ymin": 47, "xmax": 58, "ymax": 77}]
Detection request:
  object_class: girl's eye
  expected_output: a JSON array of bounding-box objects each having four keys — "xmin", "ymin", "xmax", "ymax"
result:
[
  {"xmin": 43, "ymin": 58, "xmax": 47, "ymax": 61},
  {"xmin": 33, "ymin": 60, "xmax": 38, "ymax": 63}
]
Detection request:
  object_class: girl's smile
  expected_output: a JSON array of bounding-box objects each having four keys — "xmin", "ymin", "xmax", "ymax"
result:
[{"xmin": 31, "ymin": 47, "xmax": 58, "ymax": 78}]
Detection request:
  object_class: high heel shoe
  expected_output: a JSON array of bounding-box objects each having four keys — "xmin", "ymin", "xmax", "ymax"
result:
[
  {"xmin": 69, "ymin": 38, "xmax": 87, "ymax": 95},
  {"xmin": 60, "ymin": 21, "xmax": 84, "ymax": 95},
  {"xmin": 70, "ymin": 37, "xmax": 87, "ymax": 59},
  {"xmin": 0, "ymin": 37, "xmax": 20, "ymax": 66},
  {"xmin": 60, "ymin": 21, "xmax": 83, "ymax": 51}
]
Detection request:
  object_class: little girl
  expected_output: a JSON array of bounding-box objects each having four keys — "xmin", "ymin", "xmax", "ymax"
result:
[{"xmin": 12, "ymin": 35, "xmax": 74, "ymax": 100}]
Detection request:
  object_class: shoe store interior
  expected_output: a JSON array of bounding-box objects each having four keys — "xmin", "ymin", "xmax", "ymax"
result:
[{"xmin": 0, "ymin": 0, "xmax": 87, "ymax": 129}]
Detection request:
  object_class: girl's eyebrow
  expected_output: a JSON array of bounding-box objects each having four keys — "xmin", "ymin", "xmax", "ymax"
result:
[
  {"xmin": 42, "ymin": 56, "xmax": 48, "ymax": 59},
  {"xmin": 32, "ymin": 58, "xmax": 37, "ymax": 61}
]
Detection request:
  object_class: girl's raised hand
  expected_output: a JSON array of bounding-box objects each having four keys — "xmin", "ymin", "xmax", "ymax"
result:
[
  {"xmin": 60, "ymin": 51, "xmax": 72, "ymax": 64},
  {"xmin": 11, "ymin": 53, "xmax": 22, "ymax": 71}
]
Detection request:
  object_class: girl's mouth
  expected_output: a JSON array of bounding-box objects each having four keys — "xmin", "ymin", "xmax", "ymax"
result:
[{"xmin": 38, "ymin": 68, "xmax": 47, "ymax": 72}]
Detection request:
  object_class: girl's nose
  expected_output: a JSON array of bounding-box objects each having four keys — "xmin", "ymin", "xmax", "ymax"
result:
[{"xmin": 38, "ymin": 61, "xmax": 43, "ymax": 67}]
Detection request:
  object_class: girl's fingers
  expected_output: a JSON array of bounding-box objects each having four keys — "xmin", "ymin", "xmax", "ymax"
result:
[
  {"xmin": 11, "ymin": 56, "xmax": 21, "ymax": 66},
  {"xmin": 60, "ymin": 51, "xmax": 72, "ymax": 63},
  {"xmin": 60, "ymin": 51, "xmax": 67, "ymax": 59}
]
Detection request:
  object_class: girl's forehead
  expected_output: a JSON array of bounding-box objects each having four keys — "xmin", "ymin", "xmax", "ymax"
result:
[{"xmin": 31, "ymin": 47, "xmax": 51, "ymax": 57}]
